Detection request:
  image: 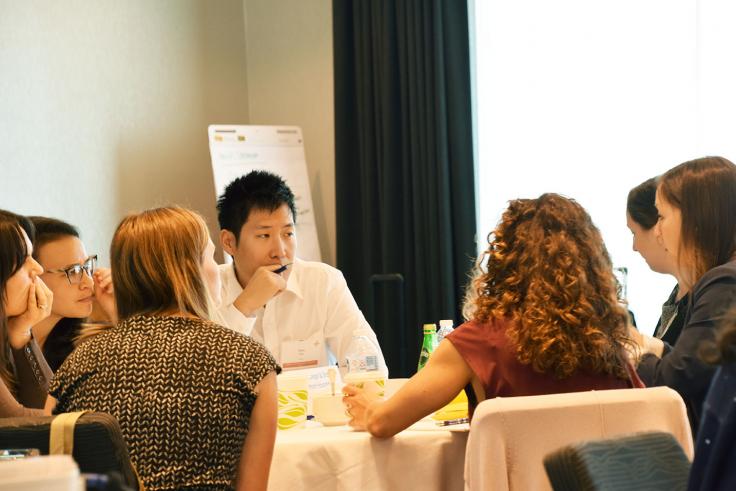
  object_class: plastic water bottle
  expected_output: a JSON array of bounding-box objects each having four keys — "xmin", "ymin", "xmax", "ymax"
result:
[
  {"xmin": 437, "ymin": 319, "xmax": 454, "ymax": 343},
  {"xmin": 345, "ymin": 329, "xmax": 381, "ymax": 374},
  {"xmin": 417, "ymin": 323, "xmax": 438, "ymax": 372},
  {"xmin": 344, "ymin": 329, "xmax": 386, "ymax": 399}
]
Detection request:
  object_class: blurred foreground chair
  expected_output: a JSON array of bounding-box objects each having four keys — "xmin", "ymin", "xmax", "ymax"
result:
[
  {"xmin": 464, "ymin": 387, "xmax": 693, "ymax": 491},
  {"xmin": 0, "ymin": 412, "xmax": 140, "ymax": 490},
  {"xmin": 0, "ymin": 455, "xmax": 80, "ymax": 491},
  {"xmin": 543, "ymin": 431, "xmax": 690, "ymax": 491}
]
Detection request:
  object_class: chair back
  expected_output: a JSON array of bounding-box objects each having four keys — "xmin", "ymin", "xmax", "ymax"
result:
[
  {"xmin": 464, "ymin": 387, "xmax": 693, "ymax": 491},
  {"xmin": 0, "ymin": 412, "xmax": 140, "ymax": 490},
  {"xmin": 543, "ymin": 431, "xmax": 690, "ymax": 491}
]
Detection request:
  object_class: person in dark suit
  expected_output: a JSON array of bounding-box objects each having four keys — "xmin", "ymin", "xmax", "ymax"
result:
[{"xmin": 688, "ymin": 308, "xmax": 736, "ymax": 491}]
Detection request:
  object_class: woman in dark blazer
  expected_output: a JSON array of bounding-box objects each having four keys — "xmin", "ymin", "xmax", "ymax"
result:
[{"xmin": 634, "ymin": 157, "xmax": 736, "ymax": 433}]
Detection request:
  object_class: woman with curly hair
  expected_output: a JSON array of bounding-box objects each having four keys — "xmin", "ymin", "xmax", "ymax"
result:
[{"xmin": 344, "ymin": 193, "xmax": 643, "ymax": 438}]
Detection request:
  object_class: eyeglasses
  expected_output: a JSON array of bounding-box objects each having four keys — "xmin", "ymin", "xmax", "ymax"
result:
[{"xmin": 45, "ymin": 255, "xmax": 98, "ymax": 285}]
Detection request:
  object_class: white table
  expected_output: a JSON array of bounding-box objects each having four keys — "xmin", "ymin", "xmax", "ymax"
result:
[{"xmin": 268, "ymin": 420, "xmax": 469, "ymax": 491}]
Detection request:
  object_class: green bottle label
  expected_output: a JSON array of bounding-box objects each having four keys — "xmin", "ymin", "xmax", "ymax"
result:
[{"xmin": 417, "ymin": 330, "xmax": 437, "ymax": 372}]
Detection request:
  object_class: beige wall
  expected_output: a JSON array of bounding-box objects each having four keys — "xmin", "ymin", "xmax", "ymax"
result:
[
  {"xmin": 243, "ymin": 0, "xmax": 336, "ymax": 264},
  {"xmin": 0, "ymin": 0, "xmax": 250, "ymax": 260},
  {"xmin": 0, "ymin": 0, "xmax": 335, "ymax": 265}
]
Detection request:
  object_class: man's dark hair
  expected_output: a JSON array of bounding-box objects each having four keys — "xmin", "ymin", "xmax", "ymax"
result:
[{"xmin": 216, "ymin": 171, "xmax": 297, "ymax": 241}]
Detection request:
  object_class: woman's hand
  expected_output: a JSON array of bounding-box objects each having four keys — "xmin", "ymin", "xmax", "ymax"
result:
[
  {"xmin": 93, "ymin": 268, "xmax": 117, "ymax": 324},
  {"xmin": 342, "ymin": 384, "xmax": 382, "ymax": 431},
  {"xmin": 7, "ymin": 277, "xmax": 53, "ymax": 349},
  {"xmin": 627, "ymin": 325, "xmax": 664, "ymax": 362},
  {"xmin": 642, "ymin": 334, "xmax": 665, "ymax": 358}
]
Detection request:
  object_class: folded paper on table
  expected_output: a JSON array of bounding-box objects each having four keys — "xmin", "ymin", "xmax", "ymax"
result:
[
  {"xmin": 432, "ymin": 390, "xmax": 468, "ymax": 421},
  {"xmin": 277, "ymin": 374, "xmax": 308, "ymax": 430}
]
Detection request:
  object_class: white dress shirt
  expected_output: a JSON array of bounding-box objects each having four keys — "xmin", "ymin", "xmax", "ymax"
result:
[{"xmin": 218, "ymin": 258, "xmax": 387, "ymax": 375}]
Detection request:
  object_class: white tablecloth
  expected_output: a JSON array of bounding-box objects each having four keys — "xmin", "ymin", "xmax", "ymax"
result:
[{"xmin": 268, "ymin": 420, "xmax": 469, "ymax": 491}]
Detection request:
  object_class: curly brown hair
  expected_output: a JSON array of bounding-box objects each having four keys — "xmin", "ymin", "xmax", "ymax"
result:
[{"xmin": 463, "ymin": 193, "xmax": 635, "ymax": 379}]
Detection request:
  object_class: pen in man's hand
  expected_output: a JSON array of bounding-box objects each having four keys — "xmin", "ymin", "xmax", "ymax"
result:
[{"xmin": 274, "ymin": 263, "xmax": 293, "ymax": 274}]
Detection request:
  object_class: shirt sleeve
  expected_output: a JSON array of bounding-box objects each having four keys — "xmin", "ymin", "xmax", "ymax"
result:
[
  {"xmin": 323, "ymin": 270, "xmax": 388, "ymax": 377},
  {"xmin": 637, "ymin": 270, "xmax": 736, "ymax": 399},
  {"xmin": 0, "ymin": 378, "xmax": 44, "ymax": 417},
  {"xmin": 11, "ymin": 334, "xmax": 53, "ymax": 409},
  {"xmin": 219, "ymin": 302, "xmax": 258, "ymax": 337},
  {"xmin": 237, "ymin": 338, "xmax": 282, "ymax": 394}
]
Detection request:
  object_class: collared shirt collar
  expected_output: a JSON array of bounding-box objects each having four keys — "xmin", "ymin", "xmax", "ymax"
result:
[{"xmin": 283, "ymin": 258, "xmax": 304, "ymax": 300}]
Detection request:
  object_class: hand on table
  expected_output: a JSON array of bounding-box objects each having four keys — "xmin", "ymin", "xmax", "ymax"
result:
[
  {"xmin": 7, "ymin": 277, "xmax": 53, "ymax": 349},
  {"xmin": 342, "ymin": 384, "xmax": 382, "ymax": 431},
  {"xmin": 233, "ymin": 265, "xmax": 287, "ymax": 316}
]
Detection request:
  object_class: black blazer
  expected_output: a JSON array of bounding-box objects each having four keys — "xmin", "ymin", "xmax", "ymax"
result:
[{"xmin": 638, "ymin": 260, "xmax": 736, "ymax": 434}]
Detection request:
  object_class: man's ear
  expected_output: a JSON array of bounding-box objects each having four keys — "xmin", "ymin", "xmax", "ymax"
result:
[{"xmin": 220, "ymin": 229, "xmax": 237, "ymax": 257}]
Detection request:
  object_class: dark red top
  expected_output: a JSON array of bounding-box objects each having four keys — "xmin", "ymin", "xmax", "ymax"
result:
[{"xmin": 446, "ymin": 317, "xmax": 644, "ymax": 417}]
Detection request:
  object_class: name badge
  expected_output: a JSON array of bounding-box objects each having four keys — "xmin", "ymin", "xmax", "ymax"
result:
[{"xmin": 281, "ymin": 336, "xmax": 322, "ymax": 371}]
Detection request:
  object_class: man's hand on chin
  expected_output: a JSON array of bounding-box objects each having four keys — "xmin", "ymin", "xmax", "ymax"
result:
[{"xmin": 233, "ymin": 264, "xmax": 288, "ymax": 316}]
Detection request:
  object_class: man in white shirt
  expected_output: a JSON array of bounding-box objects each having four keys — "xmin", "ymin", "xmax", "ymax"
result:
[{"xmin": 216, "ymin": 170, "xmax": 387, "ymax": 375}]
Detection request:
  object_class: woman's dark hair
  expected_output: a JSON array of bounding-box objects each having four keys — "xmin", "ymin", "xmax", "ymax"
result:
[
  {"xmin": 658, "ymin": 156, "xmax": 736, "ymax": 288},
  {"xmin": 28, "ymin": 216, "xmax": 84, "ymax": 370},
  {"xmin": 0, "ymin": 209, "xmax": 34, "ymax": 392},
  {"xmin": 28, "ymin": 216, "xmax": 79, "ymax": 259},
  {"xmin": 627, "ymin": 177, "xmax": 658, "ymax": 230}
]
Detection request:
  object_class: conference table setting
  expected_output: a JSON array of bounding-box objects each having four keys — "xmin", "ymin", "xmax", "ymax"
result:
[{"xmin": 268, "ymin": 374, "xmax": 470, "ymax": 491}]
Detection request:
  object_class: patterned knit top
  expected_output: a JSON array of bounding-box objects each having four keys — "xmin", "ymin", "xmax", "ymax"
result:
[{"xmin": 50, "ymin": 314, "xmax": 280, "ymax": 491}]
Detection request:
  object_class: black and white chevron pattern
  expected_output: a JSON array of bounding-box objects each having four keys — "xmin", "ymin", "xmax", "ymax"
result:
[{"xmin": 50, "ymin": 314, "xmax": 279, "ymax": 491}]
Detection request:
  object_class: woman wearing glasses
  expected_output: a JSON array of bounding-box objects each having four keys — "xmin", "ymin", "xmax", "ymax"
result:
[
  {"xmin": 0, "ymin": 209, "xmax": 54, "ymax": 416},
  {"xmin": 29, "ymin": 217, "xmax": 116, "ymax": 371}
]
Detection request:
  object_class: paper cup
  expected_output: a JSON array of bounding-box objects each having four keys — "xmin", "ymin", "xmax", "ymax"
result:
[
  {"xmin": 312, "ymin": 393, "xmax": 350, "ymax": 426},
  {"xmin": 277, "ymin": 374, "xmax": 308, "ymax": 430},
  {"xmin": 343, "ymin": 372, "xmax": 386, "ymax": 399}
]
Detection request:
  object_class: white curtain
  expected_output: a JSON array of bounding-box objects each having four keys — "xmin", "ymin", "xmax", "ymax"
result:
[{"xmin": 473, "ymin": 0, "xmax": 736, "ymax": 334}]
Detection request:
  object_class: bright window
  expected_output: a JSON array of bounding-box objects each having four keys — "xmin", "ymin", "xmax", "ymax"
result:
[{"xmin": 473, "ymin": 0, "xmax": 736, "ymax": 334}]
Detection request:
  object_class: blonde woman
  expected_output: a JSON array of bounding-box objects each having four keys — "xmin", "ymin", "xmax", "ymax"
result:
[
  {"xmin": 344, "ymin": 194, "xmax": 642, "ymax": 437},
  {"xmin": 47, "ymin": 206, "xmax": 280, "ymax": 491}
]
